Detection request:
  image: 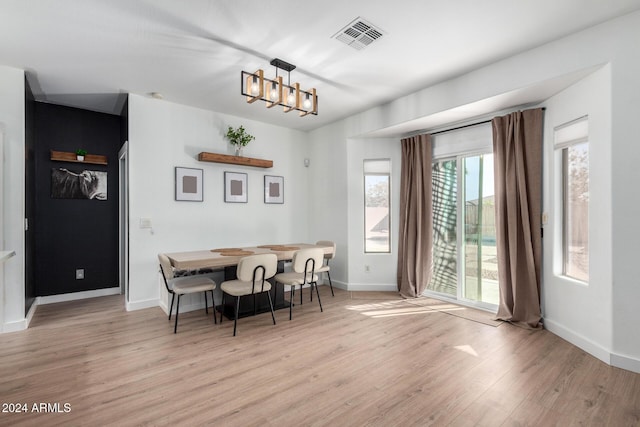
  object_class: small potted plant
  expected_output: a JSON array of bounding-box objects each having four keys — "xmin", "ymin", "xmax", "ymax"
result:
[
  {"xmin": 76, "ymin": 149, "xmax": 87, "ymax": 161},
  {"xmin": 225, "ymin": 125, "xmax": 255, "ymax": 157}
]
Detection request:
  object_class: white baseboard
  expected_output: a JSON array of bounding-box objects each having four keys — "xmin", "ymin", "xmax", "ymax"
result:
[
  {"xmin": 126, "ymin": 298, "xmax": 159, "ymax": 312},
  {"xmin": 317, "ymin": 278, "xmax": 347, "ymax": 290},
  {"xmin": 39, "ymin": 287, "xmax": 121, "ymax": 305},
  {"xmin": 25, "ymin": 298, "xmax": 39, "ymax": 328},
  {"xmin": 544, "ymin": 318, "xmax": 640, "ymax": 374},
  {"xmin": 544, "ymin": 318, "xmax": 611, "ymax": 365},
  {"xmin": 347, "ymin": 282, "xmax": 398, "ymax": 292},
  {"xmin": 2, "ymin": 318, "xmax": 28, "ymax": 333},
  {"xmin": 611, "ymin": 352, "xmax": 640, "ymax": 374},
  {"xmin": 163, "ymin": 301, "xmax": 214, "ymax": 316}
]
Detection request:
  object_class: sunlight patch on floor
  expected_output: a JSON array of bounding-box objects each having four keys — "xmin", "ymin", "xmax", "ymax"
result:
[
  {"xmin": 454, "ymin": 344, "xmax": 479, "ymax": 357},
  {"xmin": 345, "ymin": 300, "xmax": 410, "ymax": 312}
]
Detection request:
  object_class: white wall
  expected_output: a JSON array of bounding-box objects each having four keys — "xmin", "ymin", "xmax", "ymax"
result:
[
  {"xmin": 127, "ymin": 94, "xmax": 311, "ymax": 310},
  {"xmin": 309, "ymin": 11, "xmax": 640, "ymax": 371},
  {"xmin": 0, "ymin": 65, "xmax": 26, "ymax": 332},
  {"xmin": 346, "ymin": 137, "xmax": 401, "ymax": 290},
  {"xmin": 306, "ymin": 121, "xmax": 350, "ymax": 288},
  {"xmin": 541, "ymin": 66, "xmax": 613, "ymax": 364},
  {"xmin": 608, "ymin": 13, "xmax": 640, "ymax": 371}
]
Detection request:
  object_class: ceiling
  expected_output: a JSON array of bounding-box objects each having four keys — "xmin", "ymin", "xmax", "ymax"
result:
[{"xmin": 2, "ymin": 0, "xmax": 640, "ymax": 133}]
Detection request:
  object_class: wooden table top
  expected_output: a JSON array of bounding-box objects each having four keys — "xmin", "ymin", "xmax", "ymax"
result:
[{"xmin": 165, "ymin": 243, "xmax": 332, "ymax": 270}]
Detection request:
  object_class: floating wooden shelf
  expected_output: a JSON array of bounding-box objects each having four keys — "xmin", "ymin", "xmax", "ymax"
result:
[
  {"xmin": 198, "ymin": 152, "xmax": 273, "ymax": 168},
  {"xmin": 50, "ymin": 150, "xmax": 108, "ymax": 165}
]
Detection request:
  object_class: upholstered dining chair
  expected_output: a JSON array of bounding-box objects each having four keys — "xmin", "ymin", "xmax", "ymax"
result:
[
  {"xmin": 158, "ymin": 253, "xmax": 217, "ymax": 334},
  {"xmin": 315, "ymin": 240, "xmax": 336, "ymax": 297},
  {"xmin": 274, "ymin": 248, "xmax": 324, "ymax": 320},
  {"xmin": 219, "ymin": 253, "xmax": 278, "ymax": 336}
]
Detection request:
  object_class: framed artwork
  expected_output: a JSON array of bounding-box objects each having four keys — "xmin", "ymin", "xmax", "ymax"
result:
[
  {"xmin": 51, "ymin": 168, "xmax": 108, "ymax": 200},
  {"xmin": 264, "ymin": 175, "xmax": 284, "ymax": 204},
  {"xmin": 175, "ymin": 167, "xmax": 203, "ymax": 202},
  {"xmin": 224, "ymin": 171, "xmax": 248, "ymax": 203}
]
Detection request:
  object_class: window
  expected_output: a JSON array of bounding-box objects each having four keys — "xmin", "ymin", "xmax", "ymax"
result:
[
  {"xmin": 364, "ymin": 159, "xmax": 391, "ymax": 253},
  {"xmin": 555, "ymin": 117, "xmax": 589, "ymax": 282}
]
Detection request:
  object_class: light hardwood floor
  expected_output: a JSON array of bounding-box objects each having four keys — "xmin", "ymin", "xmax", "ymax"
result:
[{"xmin": 1, "ymin": 288, "xmax": 639, "ymax": 426}]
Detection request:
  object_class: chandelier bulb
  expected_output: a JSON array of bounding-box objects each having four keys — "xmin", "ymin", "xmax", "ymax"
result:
[
  {"xmin": 270, "ymin": 82, "xmax": 278, "ymax": 101},
  {"xmin": 287, "ymin": 89, "xmax": 296, "ymax": 106},
  {"xmin": 251, "ymin": 76, "xmax": 260, "ymax": 96},
  {"xmin": 303, "ymin": 94, "xmax": 312, "ymax": 110}
]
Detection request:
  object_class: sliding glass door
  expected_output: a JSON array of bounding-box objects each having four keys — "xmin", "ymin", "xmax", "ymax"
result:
[
  {"xmin": 429, "ymin": 159, "xmax": 457, "ymax": 297},
  {"xmin": 461, "ymin": 154, "xmax": 498, "ymax": 307},
  {"xmin": 427, "ymin": 153, "xmax": 498, "ymax": 309}
]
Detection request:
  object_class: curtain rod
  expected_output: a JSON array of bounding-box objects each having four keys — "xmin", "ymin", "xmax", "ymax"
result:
[
  {"xmin": 430, "ymin": 119, "xmax": 492, "ymax": 136},
  {"xmin": 428, "ymin": 107, "xmax": 546, "ymax": 136}
]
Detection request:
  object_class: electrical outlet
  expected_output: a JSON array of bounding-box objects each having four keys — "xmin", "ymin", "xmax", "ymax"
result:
[
  {"xmin": 76, "ymin": 269, "xmax": 85, "ymax": 280},
  {"xmin": 364, "ymin": 265, "xmax": 370, "ymax": 273}
]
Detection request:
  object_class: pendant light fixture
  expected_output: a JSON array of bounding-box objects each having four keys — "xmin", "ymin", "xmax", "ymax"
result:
[{"xmin": 241, "ymin": 58, "xmax": 317, "ymax": 116}]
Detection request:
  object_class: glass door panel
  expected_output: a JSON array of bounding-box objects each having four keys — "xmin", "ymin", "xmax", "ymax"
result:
[
  {"xmin": 462, "ymin": 154, "xmax": 498, "ymax": 306},
  {"xmin": 428, "ymin": 159, "xmax": 457, "ymax": 296}
]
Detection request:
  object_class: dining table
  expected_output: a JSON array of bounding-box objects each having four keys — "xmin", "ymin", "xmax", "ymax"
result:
[{"xmin": 165, "ymin": 243, "xmax": 334, "ymax": 319}]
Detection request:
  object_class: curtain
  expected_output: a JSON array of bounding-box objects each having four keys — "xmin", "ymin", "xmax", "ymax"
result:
[
  {"xmin": 397, "ymin": 134, "xmax": 433, "ymax": 298},
  {"xmin": 492, "ymin": 108, "xmax": 544, "ymax": 328}
]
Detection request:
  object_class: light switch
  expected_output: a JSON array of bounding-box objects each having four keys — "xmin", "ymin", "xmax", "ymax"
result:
[{"xmin": 140, "ymin": 218, "xmax": 152, "ymax": 228}]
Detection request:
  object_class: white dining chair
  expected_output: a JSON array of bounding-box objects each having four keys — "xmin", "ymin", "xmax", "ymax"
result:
[
  {"xmin": 158, "ymin": 253, "xmax": 217, "ymax": 334},
  {"xmin": 315, "ymin": 240, "xmax": 336, "ymax": 297},
  {"xmin": 274, "ymin": 248, "xmax": 324, "ymax": 320},
  {"xmin": 219, "ymin": 253, "xmax": 278, "ymax": 336}
]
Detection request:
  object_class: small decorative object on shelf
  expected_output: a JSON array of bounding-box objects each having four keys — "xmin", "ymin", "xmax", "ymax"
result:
[
  {"xmin": 75, "ymin": 148, "xmax": 87, "ymax": 161},
  {"xmin": 225, "ymin": 125, "xmax": 255, "ymax": 157}
]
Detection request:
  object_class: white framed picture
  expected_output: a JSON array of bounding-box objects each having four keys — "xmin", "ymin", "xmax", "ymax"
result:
[
  {"xmin": 175, "ymin": 167, "xmax": 203, "ymax": 202},
  {"xmin": 264, "ymin": 175, "xmax": 284, "ymax": 204},
  {"xmin": 224, "ymin": 171, "xmax": 248, "ymax": 203}
]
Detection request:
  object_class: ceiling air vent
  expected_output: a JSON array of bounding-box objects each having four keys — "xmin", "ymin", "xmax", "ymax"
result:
[{"xmin": 332, "ymin": 17, "xmax": 384, "ymax": 50}]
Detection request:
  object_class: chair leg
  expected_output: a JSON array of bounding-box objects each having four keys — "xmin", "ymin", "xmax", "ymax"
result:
[
  {"xmin": 233, "ymin": 296, "xmax": 240, "ymax": 336},
  {"xmin": 266, "ymin": 291, "xmax": 276, "ymax": 325},
  {"xmin": 168, "ymin": 293, "xmax": 175, "ymax": 320},
  {"xmin": 174, "ymin": 294, "xmax": 181, "ymax": 334},
  {"xmin": 327, "ymin": 271, "xmax": 334, "ymax": 296},
  {"xmin": 204, "ymin": 291, "xmax": 209, "ymax": 314},
  {"xmin": 289, "ymin": 286, "xmax": 294, "ymax": 320},
  {"xmin": 314, "ymin": 281, "xmax": 323, "ymax": 312},
  {"xmin": 253, "ymin": 294, "xmax": 257, "ymax": 316},
  {"xmin": 220, "ymin": 293, "xmax": 225, "ymax": 324},
  {"xmin": 211, "ymin": 290, "xmax": 217, "ymax": 324},
  {"xmin": 300, "ymin": 284, "xmax": 303, "ymax": 305},
  {"xmin": 274, "ymin": 282, "xmax": 278, "ymax": 305}
]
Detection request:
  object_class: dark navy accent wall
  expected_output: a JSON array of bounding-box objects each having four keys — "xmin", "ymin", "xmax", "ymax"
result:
[{"xmin": 34, "ymin": 103, "xmax": 121, "ymax": 296}]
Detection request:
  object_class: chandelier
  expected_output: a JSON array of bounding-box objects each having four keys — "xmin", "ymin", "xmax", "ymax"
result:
[{"xmin": 241, "ymin": 58, "xmax": 317, "ymax": 117}]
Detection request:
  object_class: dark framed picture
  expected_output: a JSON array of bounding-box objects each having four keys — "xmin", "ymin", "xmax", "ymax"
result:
[
  {"xmin": 264, "ymin": 175, "xmax": 284, "ymax": 204},
  {"xmin": 224, "ymin": 171, "xmax": 248, "ymax": 203},
  {"xmin": 175, "ymin": 167, "xmax": 203, "ymax": 202},
  {"xmin": 51, "ymin": 168, "xmax": 108, "ymax": 200}
]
